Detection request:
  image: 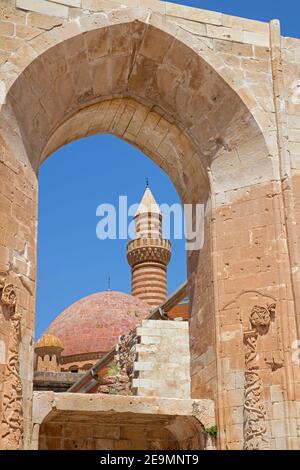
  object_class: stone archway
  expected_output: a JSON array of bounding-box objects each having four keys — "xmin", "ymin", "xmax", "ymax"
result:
[{"xmin": 0, "ymin": 2, "xmax": 298, "ymax": 451}]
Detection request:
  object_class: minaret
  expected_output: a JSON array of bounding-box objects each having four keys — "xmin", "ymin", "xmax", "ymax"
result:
[{"xmin": 127, "ymin": 184, "xmax": 171, "ymax": 308}]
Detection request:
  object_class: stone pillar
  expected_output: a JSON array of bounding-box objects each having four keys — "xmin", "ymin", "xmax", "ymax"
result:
[
  {"xmin": 209, "ymin": 175, "xmax": 298, "ymax": 450},
  {"xmin": 0, "ymin": 123, "xmax": 38, "ymax": 450}
]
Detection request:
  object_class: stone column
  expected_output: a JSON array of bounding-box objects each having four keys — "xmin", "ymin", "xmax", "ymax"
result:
[
  {"xmin": 0, "ymin": 117, "xmax": 38, "ymax": 450},
  {"xmin": 210, "ymin": 174, "xmax": 298, "ymax": 450}
]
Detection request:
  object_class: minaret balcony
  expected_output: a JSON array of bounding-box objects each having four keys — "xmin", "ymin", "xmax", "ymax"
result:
[{"xmin": 126, "ymin": 238, "xmax": 171, "ymax": 268}]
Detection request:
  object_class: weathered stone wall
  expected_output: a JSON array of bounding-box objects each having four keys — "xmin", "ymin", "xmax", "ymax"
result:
[
  {"xmin": 33, "ymin": 371, "xmax": 85, "ymax": 392},
  {"xmin": 282, "ymin": 35, "xmax": 300, "ymax": 341},
  {"xmin": 132, "ymin": 319, "xmax": 190, "ymax": 399},
  {"xmin": 36, "ymin": 353, "xmax": 59, "ymax": 372},
  {"xmin": 94, "ymin": 319, "xmax": 190, "ymax": 398},
  {"xmin": 0, "ymin": 0, "xmax": 299, "ymax": 450},
  {"xmin": 39, "ymin": 418, "xmax": 181, "ymax": 450},
  {"xmin": 0, "ymin": 198, "xmax": 36, "ymax": 450}
]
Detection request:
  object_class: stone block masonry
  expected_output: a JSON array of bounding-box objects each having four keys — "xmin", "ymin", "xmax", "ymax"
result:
[
  {"xmin": 16, "ymin": 0, "xmax": 70, "ymax": 18},
  {"xmin": 13, "ymin": 0, "xmax": 270, "ymax": 46},
  {"xmin": 132, "ymin": 319, "xmax": 191, "ymax": 399}
]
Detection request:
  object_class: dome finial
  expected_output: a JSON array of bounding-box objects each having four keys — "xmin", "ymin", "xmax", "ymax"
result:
[
  {"xmin": 107, "ymin": 275, "xmax": 111, "ymax": 291},
  {"xmin": 146, "ymin": 177, "xmax": 149, "ymax": 188}
]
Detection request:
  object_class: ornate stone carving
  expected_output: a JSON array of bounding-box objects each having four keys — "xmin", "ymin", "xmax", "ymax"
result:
[
  {"xmin": 127, "ymin": 239, "xmax": 171, "ymax": 267},
  {"xmin": 244, "ymin": 369, "xmax": 268, "ymax": 450},
  {"xmin": 249, "ymin": 303, "xmax": 275, "ymax": 333},
  {"xmin": 116, "ymin": 331, "xmax": 139, "ymax": 383},
  {"xmin": 243, "ymin": 304, "xmax": 275, "ymax": 451},
  {"xmin": 0, "ymin": 281, "xmax": 23, "ymax": 450},
  {"xmin": 265, "ymin": 354, "xmax": 283, "ymax": 371},
  {"xmin": 1, "ymin": 283, "xmax": 17, "ymax": 310}
]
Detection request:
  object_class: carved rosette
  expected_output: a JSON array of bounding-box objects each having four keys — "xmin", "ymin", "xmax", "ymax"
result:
[
  {"xmin": 1, "ymin": 283, "xmax": 17, "ymax": 309},
  {"xmin": 243, "ymin": 304, "xmax": 275, "ymax": 451},
  {"xmin": 0, "ymin": 281, "xmax": 23, "ymax": 450},
  {"xmin": 249, "ymin": 304, "xmax": 275, "ymax": 334}
]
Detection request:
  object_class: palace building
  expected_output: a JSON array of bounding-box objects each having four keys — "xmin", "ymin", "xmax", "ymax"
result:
[{"xmin": 33, "ymin": 186, "xmax": 188, "ymax": 392}]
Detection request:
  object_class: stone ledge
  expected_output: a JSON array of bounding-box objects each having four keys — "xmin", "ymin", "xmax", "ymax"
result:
[
  {"xmin": 53, "ymin": 0, "xmax": 80, "ymax": 6},
  {"xmin": 15, "ymin": 0, "xmax": 165, "ymax": 16},
  {"xmin": 32, "ymin": 391, "xmax": 216, "ymax": 429},
  {"xmin": 165, "ymin": 1, "xmax": 269, "ymax": 33},
  {"xmin": 14, "ymin": 0, "xmax": 270, "ymax": 47},
  {"xmin": 33, "ymin": 374, "xmax": 84, "ymax": 393},
  {"xmin": 141, "ymin": 319, "xmax": 188, "ymax": 328},
  {"xmin": 16, "ymin": 0, "xmax": 69, "ymax": 17}
]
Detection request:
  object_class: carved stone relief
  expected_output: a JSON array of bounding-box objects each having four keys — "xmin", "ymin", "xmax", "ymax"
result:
[
  {"xmin": 243, "ymin": 303, "xmax": 275, "ymax": 450},
  {"xmin": 0, "ymin": 280, "xmax": 23, "ymax": 450},
  {"xmin": 1, "ymin": 284, "xmax": 17, "ymax": 310},
  {"xmin": 116, "ymin": 331, "xmax": 139, "ymax": 381}
]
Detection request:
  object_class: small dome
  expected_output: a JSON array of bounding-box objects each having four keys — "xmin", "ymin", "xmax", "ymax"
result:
[
  {"xmin": 46, "ymin": 291, "xmax": 151, "ymax": 357},
  {"xmin": 35, "ymin": 333, "xmax": 64, "ymax": 351}
]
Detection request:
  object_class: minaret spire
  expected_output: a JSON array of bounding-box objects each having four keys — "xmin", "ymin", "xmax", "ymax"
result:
[{"xmin": 127, "ymin": 185, "xmax": 171, "ymax": 308}]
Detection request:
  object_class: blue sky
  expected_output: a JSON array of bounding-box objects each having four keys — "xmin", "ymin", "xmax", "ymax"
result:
[
  {"xmin": 172, "ymin": 0, "xmax": 300, "ymax": 38},
  {"xmin": 37, "ymin": 136, "xmax": 185, "ymax": 338},
  {"xmin": 36, "ymin": 0, "xmax": 299, "ymax": 338}
]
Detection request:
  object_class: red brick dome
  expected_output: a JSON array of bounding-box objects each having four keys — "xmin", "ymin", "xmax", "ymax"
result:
[{"xmin": 46, "ymin": 291, "xmax": 150, "ymax": 357}]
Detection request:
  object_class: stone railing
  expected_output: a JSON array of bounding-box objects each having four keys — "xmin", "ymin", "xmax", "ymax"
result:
[{"xmin": 127, "ymin": 238, "xmax": 171, "ymax": 267}]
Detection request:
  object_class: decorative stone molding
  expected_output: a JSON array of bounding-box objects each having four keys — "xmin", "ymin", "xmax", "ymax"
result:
[
  {"xmin": 59, "ymin": 351, "xmax": 103, "ymax": 365},
  {"xmin": 0, "ymin": 280, "xmax": 23, "ymax": 450},
  {"xmin": 249, "ymin": 304, "xmax": 275, "ymax": 334},
  {"xmin": 127, "ymin": 239, "xmax": 171, "ymax": 268},
  {"xmin": 243, "ymin": 303, "xmax": 275, "ymax": 451}
]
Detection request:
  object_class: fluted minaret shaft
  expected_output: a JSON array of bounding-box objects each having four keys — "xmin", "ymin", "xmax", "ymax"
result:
[{"xmin": 127, "ymin": 187, "xmax": 171, "ymax": 308}]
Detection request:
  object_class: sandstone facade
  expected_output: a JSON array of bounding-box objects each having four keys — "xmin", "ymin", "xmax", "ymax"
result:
[{"xmin": 0, "ymin": 0, "xmax": 300, "ymax": 450}]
